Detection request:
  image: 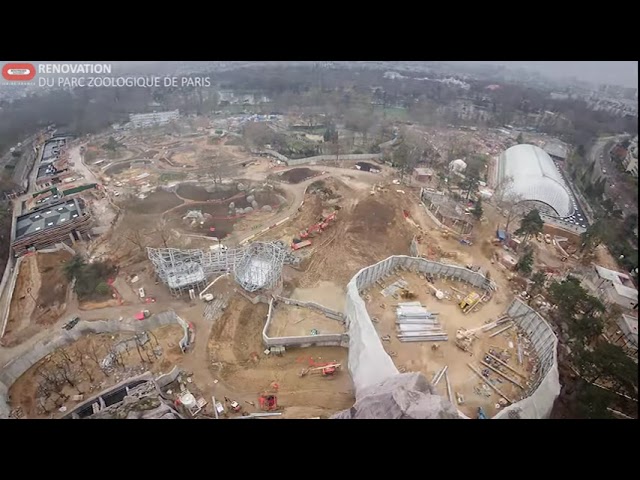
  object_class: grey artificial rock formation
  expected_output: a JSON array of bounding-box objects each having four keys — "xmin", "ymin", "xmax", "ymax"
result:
[{"xmin": 331, "ymin": 372, "xmax": 459, "ymax": 419}]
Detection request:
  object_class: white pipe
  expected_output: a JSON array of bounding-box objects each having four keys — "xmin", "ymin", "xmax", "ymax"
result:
[{"xmin": 199, "ymin": 273, "xmax": 229, "ymax": 299}]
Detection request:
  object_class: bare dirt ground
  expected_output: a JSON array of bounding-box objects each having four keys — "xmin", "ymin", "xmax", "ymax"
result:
[
  {"xmin": 3, "ymin": 250, "xmax": 73, "ymax": 347},
  {"xmin": 260, "ymin": 178, "xmax": 420, "ymax": 295},
  {"xmin": 8, "ymin": 324, "xmax": 184, "ymax": 418},
  {"xmin": 208, "ymin": 295, "xmax": 354, "ymax": 418},
  {"xmin": 290, "ymin": 281, "xmax": 346, "ymax": 312},
  {"xmin": 365, "ymin": 271, "xmax": 538, "ymax": 418},
  {"xmin": 128, "ymin": 190, "xmax": 184, "ymax": 215},
  {"xmin": 268, "ymin": 303, "xmax": 345, "ymax": 337}
]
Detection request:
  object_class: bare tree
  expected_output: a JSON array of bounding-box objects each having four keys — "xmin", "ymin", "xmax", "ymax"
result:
[
  {"xmin": 52, "ymin": 353, "xmax": 77, "ymax": 389},
  {"xmin": 73, "ymin": 345, "xmax": 95, "ymax": 383},
  {"xmin": 87, "ymin": 341, "xmax": 110, "ymax": 377},
  {"xmin": 493, "ymin": 175, "xmax": 525, "ymax": 232},
  {"xmin": 126, "ymin": 230, "xmax": 148, "ymax": 254},
  {"xmin": 154, "ymin": 221, "xmax": 172, "ymax": 248},
  {"xmin": 134, "ymin": 336, "xmax": 147, "ymax": 363}
]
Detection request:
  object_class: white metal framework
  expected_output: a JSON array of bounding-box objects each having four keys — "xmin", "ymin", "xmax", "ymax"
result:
[{"xmin": 147, "ymin": 242, "xmax": 286, "ymax": 296}]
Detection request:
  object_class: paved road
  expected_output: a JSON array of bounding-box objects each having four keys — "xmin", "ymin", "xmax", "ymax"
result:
[{"xmin": 589, "ymin": 134, "xmax": 636, "ymax": 215}]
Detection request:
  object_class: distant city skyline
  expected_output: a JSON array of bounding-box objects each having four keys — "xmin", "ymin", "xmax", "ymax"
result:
[{"xmin": 447, "ymin": 61, "xmax": 638, "ymax": 89}]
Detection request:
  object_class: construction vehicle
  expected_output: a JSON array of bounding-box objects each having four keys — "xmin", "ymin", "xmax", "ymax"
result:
[
  {"xmin": 63, "ymin": 316, "xmax": 80, "ymax": 330},
  {"xmin": 299, "ymin": 212, "xmax": 337, "ymax": 239},
  {"xmin": 459, "ymin": 291, "xmax": 481, "ymax": 314},
  {"xmin": 291, "ymin": 239, "xmax": 312, "ymax": 250},
  {"xmin": 259, "ymin": 394, "xmax": 278, "ymax": 411},
  {"xmin": 228, "ymin": 400, "xmax": 242, "ymax": 413},
  {"xmin": 299, "ymin": 362, "xmax": 341, "ymax": 377}
]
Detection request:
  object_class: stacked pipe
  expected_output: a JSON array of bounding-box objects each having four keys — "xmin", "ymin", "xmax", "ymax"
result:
[{"xmin": 396, "ymin": 302, "xmax": 448, "ymax": 342}]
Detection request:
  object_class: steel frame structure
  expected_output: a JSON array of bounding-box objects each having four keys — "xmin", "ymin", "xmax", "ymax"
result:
[{"xmin": 147, "ymin": 242, "xmax": 286, "ymax": 296}]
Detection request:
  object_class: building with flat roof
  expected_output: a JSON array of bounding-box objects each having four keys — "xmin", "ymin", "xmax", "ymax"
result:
[
  {"xmin": 582, "ymin": 264, "xmax": 638, "ymax": 311},
  {"xmin": 413, "ymin": 167, "xmax": 434, "ymax": 183},
  {"xmin": 543, "ymin": 141, "xmax": 569, "ymax": 161},
  {"xmin": 11, "ymin": 198, "xmax": 93, "ymax": 256},
  {"xmin": 129, "ymin": 110, "xmax": 180, "ymax": 128}
]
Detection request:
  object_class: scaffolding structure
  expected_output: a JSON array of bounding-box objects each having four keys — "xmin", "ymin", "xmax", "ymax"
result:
[
  {"xmin": 147, "ymin": 242, "xmax": 286, "ymax": 296},
  {"xmin": 234, "ymin": 242, "xmax": 287, "ymax": 293}
]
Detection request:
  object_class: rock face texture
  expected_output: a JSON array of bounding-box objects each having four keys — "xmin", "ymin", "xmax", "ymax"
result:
[{"xmin": 331, "ymin": 372, "xmax": 459, "ymax": 419}]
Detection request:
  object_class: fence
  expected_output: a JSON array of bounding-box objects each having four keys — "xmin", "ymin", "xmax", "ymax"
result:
[
  {"xmin": 262, "ymin": 297, "xmax": 348, "ymax": 348},
  {"xmin": 344, "ymin": 255, "xmax": 559, "ymax": 418},
  {"xmin": 494, "ymin": 299, "xmax": 560, "ymax": 419},
  {"xmin": 0, "ymin": 310, "xmax": 190, "ymax": 418}
]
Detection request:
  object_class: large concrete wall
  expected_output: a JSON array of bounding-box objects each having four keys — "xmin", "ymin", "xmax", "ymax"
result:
[
  {"xmin": 262, "ymin": 297, "xmax": 348, "ymax": 348},
  {"xmin": 0, "ymin": 310, "xmax": 189, "ymax": 419},
  {"xmin": 345, "ymin": 255, "xmax": 559, "ymax": 418}
]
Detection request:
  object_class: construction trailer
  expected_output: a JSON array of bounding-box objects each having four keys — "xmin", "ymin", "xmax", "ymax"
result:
[{"xmin": 291, "ymin": 239, "xmax": 312, "ymax": 250}]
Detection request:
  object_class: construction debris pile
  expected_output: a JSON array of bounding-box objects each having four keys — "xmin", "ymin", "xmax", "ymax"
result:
[
  {"xmin": 455, "ymin": 315, "xmax": 512, "ymax": 353},
  {"xmin": 396, "ymin": 302, "xmax": 448, "ymax": 342}
]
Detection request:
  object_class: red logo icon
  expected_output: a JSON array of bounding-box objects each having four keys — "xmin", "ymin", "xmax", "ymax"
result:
[{"xmin": 2, "ymin": 63, "xmax": 36, "ymax": 81}]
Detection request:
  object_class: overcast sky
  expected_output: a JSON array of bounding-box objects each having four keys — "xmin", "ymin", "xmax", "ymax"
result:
[{"xmin": 449, "ymin": 61, "xmax": 638, "ymax": 88}]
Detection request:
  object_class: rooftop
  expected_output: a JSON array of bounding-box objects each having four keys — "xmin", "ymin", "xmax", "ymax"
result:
[
  {"xmin": 15, "ymin": 199, "xmax": 81, "ymax": 240},
  {"xmin": 611, "ymin": 282, "xmax": 638, "ymax": 302},
  {"xmin": 42, "ymin": 138, "xmax": 67, "ymax": 163},
  {"xmin": 543, "ymin": 141, "xmax": 568, "ymax": 160},
  {"xmin": 498, "ymin": 144, "xmax": 574, "ymax": 218},
  {"xmin": 594, "ymin": 264, "xmax": 633, "ymax": 286},
  {"xmin": 618, "ymin": 314, "xmax": 638, "ymax": 347}
]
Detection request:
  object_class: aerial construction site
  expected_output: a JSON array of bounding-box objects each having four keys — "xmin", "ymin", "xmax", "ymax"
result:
[{"xmin": 5, "ymin": 102, "xmax": 610, "ymax": 421}]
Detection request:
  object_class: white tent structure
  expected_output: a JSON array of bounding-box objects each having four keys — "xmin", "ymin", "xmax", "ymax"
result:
[{"xmin": 497, "ymin": 144, "xmax": 574, "ymax": 218}]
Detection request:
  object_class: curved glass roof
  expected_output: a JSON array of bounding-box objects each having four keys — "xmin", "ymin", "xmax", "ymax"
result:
[{"xmin": 497, "ymin": 144, "xmax": 574, "ymax": 218}]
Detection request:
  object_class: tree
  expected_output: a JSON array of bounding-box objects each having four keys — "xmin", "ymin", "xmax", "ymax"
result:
[
  {"xmin": 64, "ymin": 255, "xmax": 86, "ymax": 281},
  {"xmin": 102, "ymin": 136, "xmax": 119, "ymax": 152},
  {"xmin": 580, "ymin": 220, "xmax": 605, "ymax": 253},
  {"xmin": 569, "ymin": 315, "xmax": 604, "ymax": 343},
  {"xmin": 516, "ymin": 132, "xmax": 524, "ymax": 144},
  {"xmin": 547, "ymin": 276, "xmax": 605, "ymax": 321},
  {"xmin": 573, "ymin": 382, "xmax": 616, "ymax": 419},
  {"xmin": 460, "ymin": 166, "xmax": 481, "ymax": 201},
  {"xmin": 493, "ymin": 175, "xmax": 524, "ymax": 231},
  {"xmin": 127, "ymin": 230, "xmax": 148, "ymax": 255},
  {"xmin": 471, "ymin": 198, "xmax": 483, "ymax": 220},
  {"xmin": 516, "ymin": 247, "xmax": 534, "ymax": 276},
  {"xmin": 95, "ymin": 282, "xmax": 111, "ymax": 296},
  {"xmin": 575, "ymin": 343, "xmax": 638, "ymax": 399},
  {"xmin": 514, "ymin": 209, "xmax": 544, "ymax": 243},
  {"xmin": 528, "ymin": 270, "xmax": 547, "ymax": 300},
  {"xmin": 393, "ymin": 143, "xmax": 418, "ymax": 183},
  {"xmin": 152, "ymin": 222, "xmax": 172, "ymax": 248}
]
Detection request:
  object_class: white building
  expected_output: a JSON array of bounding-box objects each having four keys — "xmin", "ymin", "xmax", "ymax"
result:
[
  {"xmin": 497, "ymin": 144, "xmax": 575, "ymax": 219},
  {"xmin": 129, "ymin": 110, "xmax": 180, "ymax": 128},
  {"xmin": 583, "ymin": 264, "xmax": 638, "ymax": 311}
]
